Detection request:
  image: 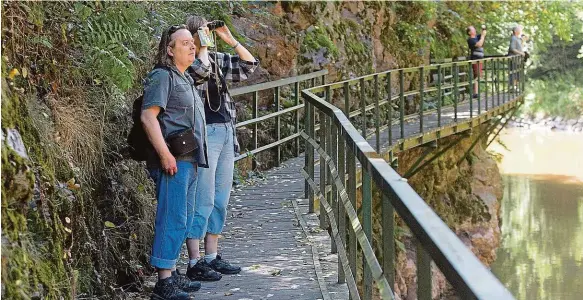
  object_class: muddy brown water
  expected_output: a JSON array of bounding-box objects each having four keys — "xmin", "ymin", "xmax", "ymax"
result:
[{"xmin": 489, "ymin": 128, "xmax": 583, "ymax": 300}]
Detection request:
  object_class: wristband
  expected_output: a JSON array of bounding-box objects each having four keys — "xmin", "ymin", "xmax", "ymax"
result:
[{"xmin": 231, "ymin": 41, "xmax": 240, "ymax": 49}]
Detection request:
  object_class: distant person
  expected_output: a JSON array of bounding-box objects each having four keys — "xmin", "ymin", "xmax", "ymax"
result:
[
  {"xmin": 508, "ymin": 25, "xmax": 527, "ymax": 89},
  {"xmin": 467, "ymin": 25, "xmax": 487, "ymax": 98}
]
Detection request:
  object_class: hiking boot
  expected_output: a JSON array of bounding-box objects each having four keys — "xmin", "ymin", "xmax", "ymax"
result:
[
  {"xmin": 172, "ymin": 270, "xmax": 201, "ymax": 293},
  {"xmin": 209, "ymin": 255, "xmax": 241, "ymax": 275},
  {"xmin": 150, "ymin": 277, "xmax": 190, "ymax": 300},
  {"xmin": 186, "ymin": 259, "xmax": 222, "ymax": 282}
]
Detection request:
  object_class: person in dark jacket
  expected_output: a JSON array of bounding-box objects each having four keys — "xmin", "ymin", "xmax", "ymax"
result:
[{"xmin": 467, "ymin": 25, "xmax": 487, "ymax": 98}]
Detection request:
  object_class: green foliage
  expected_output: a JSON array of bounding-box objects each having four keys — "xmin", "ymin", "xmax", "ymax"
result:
[
  {"xmin": 523, "ymin": 73, "xmax": 583, "ymax": 119},
  {"xmin": 302, "ymin": 25, "xmax": 339, "ymax": 59},
  {"xmin": 74, "ymin": 2, "xmax": 149, "ymax": 91}
]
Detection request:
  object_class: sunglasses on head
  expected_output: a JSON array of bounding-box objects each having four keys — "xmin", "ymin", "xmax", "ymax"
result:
[{"xmin": 168, "ymin": 24, "xmax": 186, "ymax": 37}]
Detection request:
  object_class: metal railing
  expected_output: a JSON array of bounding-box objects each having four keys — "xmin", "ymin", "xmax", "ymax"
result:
[
  {"xmin": 301, "ymin": 55, "xmax": 525, "ymax": 299},
  {"xmin": 230, "ymin": 70, "xmax": 327, "ymax": 168}
]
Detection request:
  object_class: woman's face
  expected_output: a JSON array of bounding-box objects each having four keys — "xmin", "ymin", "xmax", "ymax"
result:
[{"xmin": 168, "ymin": 29, "xmax": 196, "ymax": 68}]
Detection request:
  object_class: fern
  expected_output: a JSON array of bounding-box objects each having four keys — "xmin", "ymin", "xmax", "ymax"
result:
[{"xmin": 73, "ymin": 2, "xmax": 149, "ymax": 92}]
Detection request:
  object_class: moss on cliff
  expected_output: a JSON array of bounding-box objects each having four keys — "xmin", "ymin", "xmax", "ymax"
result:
[{"xmin": 2, "ymin": 83, "xmax": 72, "ymax": 299}]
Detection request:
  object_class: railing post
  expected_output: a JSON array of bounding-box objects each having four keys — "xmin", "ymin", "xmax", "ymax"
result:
[
  {"xmin": 437, "ymin": 65, "xmax": 442, "ymax": 127},
  {"xmin": 399, "ymin": 70, "xmax": 405, "ymax": 141},
  {"xmin": 363, "ymin": 171, "xmax": 373, "ymax": 300},
  {"xmin": 512, "ymin": 56, "xmax": 522, "ymax": 98},
  {"xmin": 360, "ymin": 78, "xmax": 367, "ymax": 138},
  {"xmin": 522, "ymin": 56, "xmax": 526, "ymax": 94},
  {"xmin": 478, "ymin": 60, "xmax": 482, "ymax": 115},
  {"xmin": 503, "ymin": 59, "xmax": 507, "ymax": 103},
  {"xmin": 496, "ymin": 59, "xmax": 500, "ymax": 106},
  {"xmin": 319, "ymin": 111, "xmax": 328, "ymax": 230},
  {"xmin": 485, "ymin": 59, "xmax": 489, "ymax": 111},
  {"xmin": 417, "ymin": 241, "xmax": 432, "ymax": 300},
  {"xmin": 469, "ymin": 61, "xmax": 474, "ymax": 118},
  {"xmin": 304, "ymin": 100, "xmax": 315, "ymax": 213},
  {"xmin": 387, "ymin": 73, "xmax": 394, "ymax": 162},
  {"xmin": 253, "ymin": 91, "xmax": 259, "ymax": 170},
  {"xmin": 295, "ymin": 81, "xmax": 300, "ymax": 157},
  {"xmin": 337, "ymin": 124, "xmax": 346, "ymax": 284},
  {"xmin": 419, "ymin": 67, "xmax": 424, "ymax": 133},
  {"xmin": 477, "ymin": 60, "xmax": 481, "ymax": 115},
  {"xmin": 327, "ymin": 86, "xmax": 338, "ymax": 254},
  {"xmin": 346, "ymin": 147, "xmax": 357, "ymax": 299},
  {"xmin": 382, "ymin": 194, "xmax": 395, "ymax": 293},
  {"xmin": 275, "ymin": 86, "xmax": 281, "ymax": 166},
  {"xmin": 453, "ymin": 62, "xmax": 459, "ymax": 122},
  {"xmin": 374, "ymin": 74, "xmax": 380, "ymax": 152}
]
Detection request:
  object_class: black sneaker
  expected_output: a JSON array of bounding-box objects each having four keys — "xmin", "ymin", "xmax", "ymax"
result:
[
  {"xmin": 186, "ymin": 259, "xmax": 222, "ymax": 282},
  {"xmin": 209, "ymin": 255, "xmax": 241, "ymax": 275},
  {"xmin": 151, "ymin": 277, "xmax": 190, "ymax": 300},
  {"xmin": 472, "ymin": 93, "xmax": 479, "ymax": 99},
  {"xmin": 172, "ymin": 270, "xmax": 201, "ymax": 293}
]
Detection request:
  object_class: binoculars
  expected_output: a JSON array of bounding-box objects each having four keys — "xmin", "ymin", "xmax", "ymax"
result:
[
  {"xmin": 197, "ymin": 20, "xmax": 225, "ymax": 47},
  {"xmin": 207, "ymin": 20, "xmax": 225, "ymax": 31}
]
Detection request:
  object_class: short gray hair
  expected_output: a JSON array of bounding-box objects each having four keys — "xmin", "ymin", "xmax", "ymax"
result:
[{"xmin": 513, "ymin": 25, "xmax": 523, "ymax": 34}]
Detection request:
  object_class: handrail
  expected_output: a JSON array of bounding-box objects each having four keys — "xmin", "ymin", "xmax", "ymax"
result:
[
  {"xmin": 230, "ymin": 69, "xmax": 328, "ymax": 96},
  {"xmin": 307, "ymin": 55, "xmax": 514, "ymax": 94},
  {"xmin": 303, "ymin": 89, "xmax": 515, "ymax": 298},
  {"xmin": 230, "ymin": 70, "xmax": 328, "ymax": 166},
  {"xmin": 301, "ymin": 55, "xmax": 524, "ymax": 299}
]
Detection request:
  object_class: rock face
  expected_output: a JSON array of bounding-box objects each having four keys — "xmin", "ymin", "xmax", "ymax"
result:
[{"xmin": 388, "ymin": 125, "xmax": 503, "ymax": 299}]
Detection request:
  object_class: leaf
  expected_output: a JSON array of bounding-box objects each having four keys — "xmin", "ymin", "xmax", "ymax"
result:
[
  {"xmin": 65, "ymin": 217, "xmax": 71, "ymax": 224},
  {"xmin": 270, "ymin": 269, "xmax": 282, "ymax": 276},
  {"xmin": 104, "ymin": 221, "xmax": 116, "ymax": 228},
  {"xmin": 22, "ymin": 68, "xmax": 28, "ymax": 78},
  {"xmin": 40, "ymin": 38, "xmax": 53, "ymax": 49},
  {"xmin": 8, "ymin": 68, "xmax": 20, "ymax": 80},
  {"xmin": 67, "ymin": 178, "xmax": 80, "ymax": 190},
  {"xmin": 396, "ymin": 240, "xmax": 406, "ymax": 252}
]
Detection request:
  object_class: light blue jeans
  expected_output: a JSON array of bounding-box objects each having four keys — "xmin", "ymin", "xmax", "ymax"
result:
[
  {"xmin": 148, "ymin": 161, "xmax": 198, "ymax": 269},
  {"xmin": 188, "ymin": 123, "xmax": 234, "ymax": 239}
]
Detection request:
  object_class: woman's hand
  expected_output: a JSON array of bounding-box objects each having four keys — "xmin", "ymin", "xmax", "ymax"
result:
[
  {"xmin": 160, "ymin": 151, "xmax": 178, "ymax": 175},
  {"xmin": 213, "ymin": 24, "xmax": 237, "ymax": 47}
]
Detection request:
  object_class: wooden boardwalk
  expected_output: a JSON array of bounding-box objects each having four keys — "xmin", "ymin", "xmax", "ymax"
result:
[{"xmin": 136, "ymin": 93, "xmax": 518, "ymax": 300}]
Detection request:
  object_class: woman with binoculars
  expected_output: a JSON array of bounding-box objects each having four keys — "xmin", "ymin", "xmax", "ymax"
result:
[{"xmin": 183, "ymin": 15, "xmax": 259, "ymax": 282}]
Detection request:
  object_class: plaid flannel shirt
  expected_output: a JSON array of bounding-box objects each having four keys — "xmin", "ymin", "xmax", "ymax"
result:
[{"xmin": 189, "ymin": 52, "xmax": 259, "ymax": 154}]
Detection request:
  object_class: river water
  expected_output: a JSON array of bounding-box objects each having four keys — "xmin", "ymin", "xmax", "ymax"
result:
[{"xmin": 489, "ymin": 127, "xmax": 583, "ymax": 300}]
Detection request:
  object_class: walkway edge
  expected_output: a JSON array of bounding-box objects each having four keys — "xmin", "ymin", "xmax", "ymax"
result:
[{"xmin": 292, "ymin": 198, "xmax": 332, "ymax": 300}]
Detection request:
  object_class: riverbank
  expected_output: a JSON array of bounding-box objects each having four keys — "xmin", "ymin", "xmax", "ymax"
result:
[{"xmin": 508, "ymin": 116, "xmax": 583, "ymax": 132}]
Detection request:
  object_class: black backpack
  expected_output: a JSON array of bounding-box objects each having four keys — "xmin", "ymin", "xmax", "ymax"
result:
[{"xmin": 127, "ymin": 66, "xmax": 173, "ymax": 161}]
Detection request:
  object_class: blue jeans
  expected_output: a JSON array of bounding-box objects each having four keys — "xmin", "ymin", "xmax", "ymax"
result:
[
  {"xmin": 188, "ymin": 123, "xmax": 234, "ymax": 239},
  {"xmin": 148, "ymin": 161, "xmax": 197, "ymax": 269}
]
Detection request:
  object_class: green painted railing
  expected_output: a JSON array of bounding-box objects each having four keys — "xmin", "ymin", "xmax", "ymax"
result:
[
  {"xmin": 230, "ymin": 69, "xmax": 328, "ymax": 168},
  {"xmin": 301, "ymin": 55, "xmax": 525, "ymax": 299}
]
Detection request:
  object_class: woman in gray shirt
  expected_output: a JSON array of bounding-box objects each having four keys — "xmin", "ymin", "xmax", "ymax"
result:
[{"xmin": 141, "ymin": 24, "xmax": 208, "ymax": 300}]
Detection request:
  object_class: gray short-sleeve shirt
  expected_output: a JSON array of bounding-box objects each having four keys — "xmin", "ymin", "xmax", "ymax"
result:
[
  {"xmin": 508, "ymin": 35, "xmax": 523, "ymax": 55},
  {"xmin": 142, "ymin": 67, "xmax": 208, "ymax": 168}
]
